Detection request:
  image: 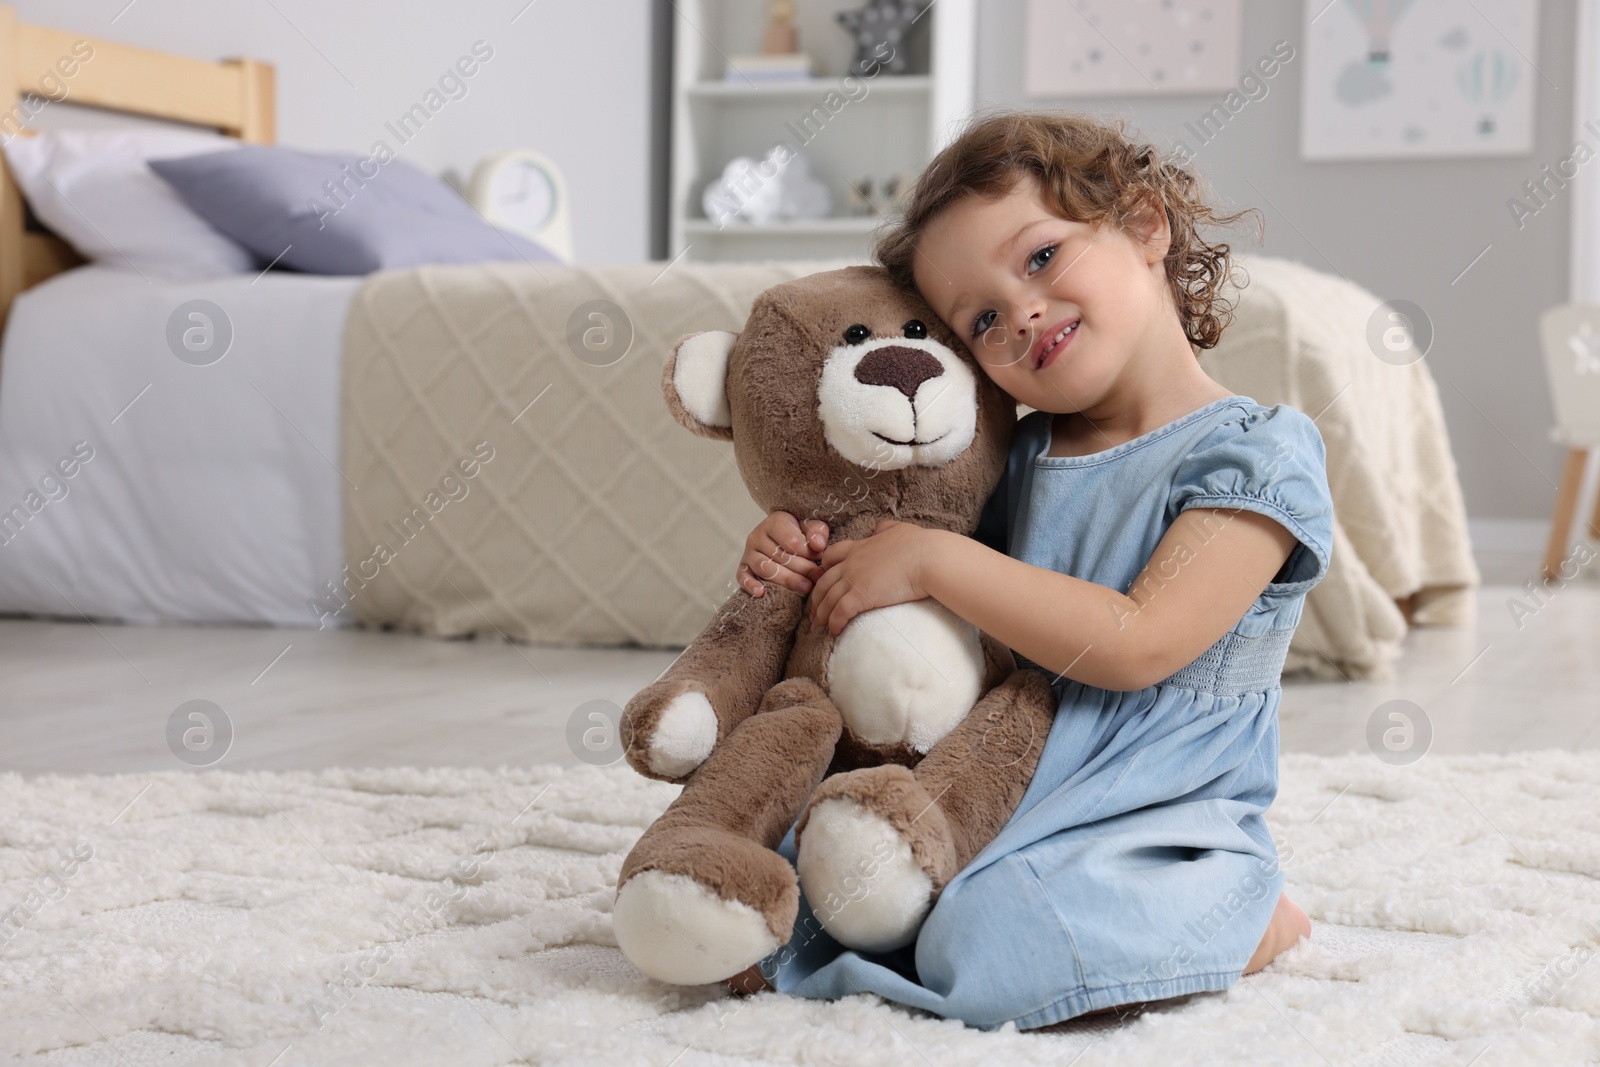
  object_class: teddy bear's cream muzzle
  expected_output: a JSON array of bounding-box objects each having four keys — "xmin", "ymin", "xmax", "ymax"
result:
[{"xmin": 816, "ymin": 335, "xmax": 979, "ymax": 471}]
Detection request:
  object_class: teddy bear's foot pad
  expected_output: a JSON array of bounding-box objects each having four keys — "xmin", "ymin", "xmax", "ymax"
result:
[
  {"xmin": 613, "ymin": 869, "xmax": 781, "ymax": 985},
  {"xmin": 644, "ymin": 690, "xmax": 719, "ymax": 778},
  {"xmin": 796, "ymin": 796, "xmax": 938, "ymax": 954}
]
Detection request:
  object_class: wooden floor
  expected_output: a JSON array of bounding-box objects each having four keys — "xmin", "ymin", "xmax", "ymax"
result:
[{"xmin": 2, "ymin": 567, "xmax": 1596, "ymax": 774}]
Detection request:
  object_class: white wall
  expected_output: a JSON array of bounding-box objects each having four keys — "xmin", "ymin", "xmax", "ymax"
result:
[
  {"xmin": 1572, "ymin": 0, "xmax": 1600, "ymax": 304},
  {"xmin": 10, "ymin": 0, "xmax": 653, "ymax": 263}
]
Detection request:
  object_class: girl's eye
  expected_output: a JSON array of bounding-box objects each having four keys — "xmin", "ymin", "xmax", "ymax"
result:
[
  {"xmin": 1027, "ymin": 243, "xmax": 1057, "ymax": 274},
  {"xmin": 902, "ymin": 319, "xmax": 927, "ymax": 339},
  {"xmin": 970, "ymin": 310, "xmax": 997, "ymax": 339},
  {"xmin": 843, "ymin": 323, "xmax": 871, "ymax": 344}
]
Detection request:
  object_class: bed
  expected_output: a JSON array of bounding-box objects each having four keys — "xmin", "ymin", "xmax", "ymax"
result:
[
  {"xmin": 0, "ymin": 252, "xmax": 1480, "ymax": 681},
  {"xmin": 0, "ymin": 13, "xmax": 1479, "ymax": 681},
  {"xmin": 0, "ymin": 9, "xmax": 556, "ymax": 629}
]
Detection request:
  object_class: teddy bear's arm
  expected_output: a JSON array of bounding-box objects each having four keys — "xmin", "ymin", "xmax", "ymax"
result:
[{"xmin": 620, "ymin": 583, "xmax": 807, "ymax": 783}]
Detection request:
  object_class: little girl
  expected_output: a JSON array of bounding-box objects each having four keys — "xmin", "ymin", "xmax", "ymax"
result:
[{"xmin": 728, "ymin": 110, "xmax": 1333, "ymax": 1029}]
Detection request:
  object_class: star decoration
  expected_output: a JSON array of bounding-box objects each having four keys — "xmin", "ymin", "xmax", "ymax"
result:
[{"xmin": 837, "ymin": 0, "xmax": 927, "ymax": 77}]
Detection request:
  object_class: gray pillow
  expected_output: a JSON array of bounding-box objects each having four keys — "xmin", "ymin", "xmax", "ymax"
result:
[{"xmin": 149, "ymin": 145, "xmax": 558, "ymax": 275}]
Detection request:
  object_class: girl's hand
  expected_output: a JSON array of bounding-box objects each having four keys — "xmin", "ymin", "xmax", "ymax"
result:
[
  {"xmin": 738, "ymin": 512, "xmax": 830, "ymax": 597},
  {"xmin": 808, "ymin": 519, "xmax": 936, "ymax": 635}
]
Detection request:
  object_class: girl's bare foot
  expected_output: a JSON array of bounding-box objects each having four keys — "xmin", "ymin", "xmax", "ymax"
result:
[{"xmin": 1244, "ymin": 894, "xmax": 1310, "ymax": 974}]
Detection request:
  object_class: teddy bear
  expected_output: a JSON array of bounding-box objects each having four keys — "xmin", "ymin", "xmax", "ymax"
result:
[{"xmin": 613, "ymin": 265, "xmax": 1058, "ymax": 986}]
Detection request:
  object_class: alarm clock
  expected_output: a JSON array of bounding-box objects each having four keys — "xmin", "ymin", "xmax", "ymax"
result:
[{"xmin": 467, "ymin": 150, "xmax": 574, "ymax": 263}]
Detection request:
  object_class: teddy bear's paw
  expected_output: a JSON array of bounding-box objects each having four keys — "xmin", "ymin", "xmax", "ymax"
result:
[
  {"xmin": 796, "ymin": 792, "xmax": 946, "ymax": 954},
  {"xmin": 613, "ymin": 869, "xmax": 781, "ymax": 985},
  {"xmin": 638, "ymin": 689, "xmax": 720, "ymax": 779},
  {"xmin": 613, "ymin": 826, "xmax": 799, "ymax": 985}
]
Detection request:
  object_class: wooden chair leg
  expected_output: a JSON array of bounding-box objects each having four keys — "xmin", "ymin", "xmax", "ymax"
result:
[
  {"xmin": 1588, "ymin": 463, "xmax": 1600, "ymax": 544},
  {"xmin": 1544, "ymin": 448, "xmax": 1589, "ymax": 581}
]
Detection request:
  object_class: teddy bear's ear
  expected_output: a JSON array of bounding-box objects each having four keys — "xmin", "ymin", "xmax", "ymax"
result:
[{"xmin": 662, "ymin": 331, "xmax": 737, "ymax": 440}]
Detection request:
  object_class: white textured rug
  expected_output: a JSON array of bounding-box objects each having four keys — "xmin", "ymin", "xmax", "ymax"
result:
[{"xmin": 3, "ymin": 753, "xmax": 1598, "ymax": 1066}]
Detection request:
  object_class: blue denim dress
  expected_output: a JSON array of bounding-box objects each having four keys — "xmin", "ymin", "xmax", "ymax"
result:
[{"xmin": 758, "ymin": 395, "xmax": 1335, "ymax": 1030}]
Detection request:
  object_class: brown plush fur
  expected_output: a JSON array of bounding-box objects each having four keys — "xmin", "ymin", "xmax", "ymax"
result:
[
  {"xmin": 616, "ymin": 266, "xmax": 1059, "ymax": 983},
  {"xmin": 619, "ymin": 678, "xmax": 844, "ymax": 940},
  {"xmin": 620, "ymin": 585, "xmax": 806, "ymax": 781}
]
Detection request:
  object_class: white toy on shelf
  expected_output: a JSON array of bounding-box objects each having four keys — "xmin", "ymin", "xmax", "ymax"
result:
[{"xmin": 701, "ymin": 146, "xmax": 832, "ymax": 228}]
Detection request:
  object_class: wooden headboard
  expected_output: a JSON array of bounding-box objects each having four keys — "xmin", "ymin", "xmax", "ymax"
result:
[{"xmin": 0, "ymin": 5, "xmax": 274, "ymax": 328}]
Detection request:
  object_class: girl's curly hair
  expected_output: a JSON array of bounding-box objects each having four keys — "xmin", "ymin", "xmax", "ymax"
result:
[{"xmin": 875, "ymin": 110, "xmax": 1263, "ymax": 351}]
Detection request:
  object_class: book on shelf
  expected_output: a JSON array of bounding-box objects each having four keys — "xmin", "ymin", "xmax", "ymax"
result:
[{"xmin": 723, "ymin": 52, "xmax": 815, "ymax": 83}]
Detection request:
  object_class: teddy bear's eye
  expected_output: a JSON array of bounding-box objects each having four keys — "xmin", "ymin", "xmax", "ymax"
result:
[
  {"xmin": 902, "ymin": 320, "xmax": 927, "ymax": 339},
  {"xmin": 843, "ymin": 323, "xmax": 871, "ymax": 344}
]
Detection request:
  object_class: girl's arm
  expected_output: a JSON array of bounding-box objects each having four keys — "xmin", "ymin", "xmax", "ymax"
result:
[{"xmin": 807, "ymin": 509, "xmax": 1298, "ymax": 692}]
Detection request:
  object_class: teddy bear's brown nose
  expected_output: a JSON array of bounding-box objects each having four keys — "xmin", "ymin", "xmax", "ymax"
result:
[{"xmin": 853, "ymin": 346, "xmax": 944, "ymax": 400}]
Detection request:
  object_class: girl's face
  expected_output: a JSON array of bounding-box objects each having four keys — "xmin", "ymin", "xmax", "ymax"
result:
[{"xmin": 911, "ymin": 177, "xmax": 1175, "ymax": 416}]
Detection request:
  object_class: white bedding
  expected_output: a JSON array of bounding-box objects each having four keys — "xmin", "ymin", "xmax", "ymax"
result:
[{"xmin": 0, "ymin": 266, "xmax": 358, "ymax": 627}]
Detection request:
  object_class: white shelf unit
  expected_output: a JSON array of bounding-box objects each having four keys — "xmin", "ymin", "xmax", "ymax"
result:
[
  {"xmin": 669, "ymin": 0, "xmax": 975, "ymax": 263},
  {"xmin": 681, "ymin": 217, "xmax": 883, "ymax": 236}
]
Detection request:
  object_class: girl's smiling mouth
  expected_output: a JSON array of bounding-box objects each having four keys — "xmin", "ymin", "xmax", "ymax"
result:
[{"xmin": 1032, "ymin": 317, "xmax": 1080, "ymax": 370}]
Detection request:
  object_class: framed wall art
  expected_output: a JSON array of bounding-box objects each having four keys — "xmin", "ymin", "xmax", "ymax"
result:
[{"xmin": 1301, "ymin": 0, "xmax": 1539, "ymax": 160}]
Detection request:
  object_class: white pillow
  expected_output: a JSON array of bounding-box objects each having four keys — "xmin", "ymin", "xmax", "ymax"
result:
[{"xmin": 2, "ymin": 129, "xmax": 256, "ymax": 279}]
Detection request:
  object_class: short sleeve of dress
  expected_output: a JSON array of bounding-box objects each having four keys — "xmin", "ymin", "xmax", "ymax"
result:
[{"xmin": 1168, "ymin": 403, "xmax": 1335, "ymax": 600}]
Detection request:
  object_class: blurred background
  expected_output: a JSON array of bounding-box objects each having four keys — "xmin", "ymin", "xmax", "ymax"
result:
[
  {"xmin": 3, "ymin": 0, "xmax": 1575, "ymax": 528},
  {"xmin": 0, "ymin": 1, "xmax": 1589, "ymax": 763}
]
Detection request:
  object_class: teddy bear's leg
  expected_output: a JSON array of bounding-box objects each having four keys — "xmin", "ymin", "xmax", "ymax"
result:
[
  {"xmin": 621, "ymin": 585, "xmax": 806, "ymax": 783},
  {"xmin": 613, "ymin": 677, "xmax": 844, "ymax": 985},
  {"xmin": 794, "ymin": 668, "xmax": 1056, "ymax": 953}
]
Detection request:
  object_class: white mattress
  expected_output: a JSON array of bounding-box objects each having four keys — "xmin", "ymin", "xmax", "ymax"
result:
[{"xmin": 0, "ymin": 266, "xmax": 360, "ymax": 627}]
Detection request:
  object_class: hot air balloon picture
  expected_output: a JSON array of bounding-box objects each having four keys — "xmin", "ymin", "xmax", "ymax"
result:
[
  {"xmin": 1344, "ymin": 0, "xmax": 1417, "ymax": 64},
  {"xmin": 1457, "ymin": 48, "xmax": 1520, "ymax": 137},
  {"xmin": 1303, "ymin": 0, "xmax": 1537, "ymax": 158}
]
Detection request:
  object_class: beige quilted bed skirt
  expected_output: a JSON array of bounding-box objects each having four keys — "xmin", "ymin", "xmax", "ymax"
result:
[{"xmin": 339, "ymin": 260, "xmax": 850, "ymax": 648}]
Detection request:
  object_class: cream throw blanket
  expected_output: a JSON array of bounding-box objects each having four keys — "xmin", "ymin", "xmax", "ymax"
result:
[
  {"xmin": 340, "ymin": 254, "xmax": 1477, "ymax": 679},
  {"xmin": 1199, "ymin": 256, "xmax": 1479, "ymax": 677}
]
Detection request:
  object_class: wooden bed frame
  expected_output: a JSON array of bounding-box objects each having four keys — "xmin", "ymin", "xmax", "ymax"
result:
[{"xmin": 0, "ymin": 5, "xmax": 274, "ymax": 328}]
